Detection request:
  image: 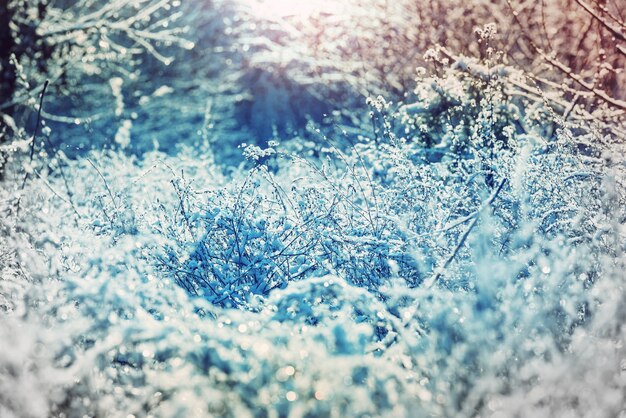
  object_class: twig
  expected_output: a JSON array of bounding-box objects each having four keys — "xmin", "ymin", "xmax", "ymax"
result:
[
  {"xmin": 16, "ymin": 80, "xmax": 49, "ymax": 216},
  {"xmin": 31, "ymin": 169, "xmax": 82, "ymax": 222},
  {"xmin": 87, "ymin": 158, "xmax": 119, "ymax": 213},
  {"xmin": 505, "ymin": 0, "xmax": 626, "ymax": 112},
  {"xmin": 537, "ymin": 51, "xmax": 626, "ymax": 111},
  {"xmin": 562, "ymin": 94, "xmax": 580, "ymax": 121},
  {"xmin": 425, "ymin": 177, "xmax": 507, "ymax": 288},
  {"xmin": 573, "ymin": 0, "xmax": 626, "ymax": 44},
  {"xmin": 22, "ymin": 80, "xmax": 49, "ymax": 187}
]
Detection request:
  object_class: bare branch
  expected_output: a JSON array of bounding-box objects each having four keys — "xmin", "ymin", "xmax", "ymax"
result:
[
  {"xmin": 537, "ymin": 50, "xmax": 626, "ymax": 111},
  {"xmin": 426, "ymin": 177, "xmax": 507, "ymax": 288},
  {"xmin": 574, "ymin": 0, "xmax": 626, "ymax": 43}
]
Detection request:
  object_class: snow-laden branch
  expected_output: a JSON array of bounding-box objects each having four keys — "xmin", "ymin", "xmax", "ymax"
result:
[
  {"xmin": 573, "ymin": 0, "xmax": 626, "ymax": 45},
  {"xmin": 425, "ymin": 177, "xmax": 507, "ymax": 288},
  {"xmin": 505, "ymin": 0, "xmax": 626, "ymax": 113}
]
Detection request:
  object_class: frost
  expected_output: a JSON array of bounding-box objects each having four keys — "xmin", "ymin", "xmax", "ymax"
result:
[
  {"xmin": 474, "ymin": 22, "xmax": 497, "ymax": 41},
  {"xmin": 242, "ymin": 144, "xmax": 276, "ymax": 161},
  {"xmin": 1, "ymin": 0, "xmax": 625, "ymax": 417},
  {"xmin": 114, "ymin": 119, "xmax": 133, "ymax": 148},
  {"xmin": 152, "ymin": 86, "xmax": 174, "ymax": 97},
  {"xmin": 109, "ymin": 77, "xmax": 125, "ymax": 118}
]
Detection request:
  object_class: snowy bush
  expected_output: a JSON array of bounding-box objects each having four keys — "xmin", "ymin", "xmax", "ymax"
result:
[
  {"xmin": 3, "ymin": 112, "xmax": 620, "ymax": 416},
  {"xmin": 123, "ymin": 50, "xmax": 622, "ymax": 416},
  {"xmin": 1, "ymin": 2, "xmax": 625, "ymax": 418},
  {"xmin": 160, "ymin": 48, "xmax": 620, "ymax": 298}
]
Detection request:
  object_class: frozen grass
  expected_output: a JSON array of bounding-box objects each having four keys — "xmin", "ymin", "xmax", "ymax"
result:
[
  {"xmin": 1, "ymin": 57, "xmax": 625, "ymax": 417},
  {"xmin": 1, "ymin": 3, "xmax": 625, "ymax": 417}
]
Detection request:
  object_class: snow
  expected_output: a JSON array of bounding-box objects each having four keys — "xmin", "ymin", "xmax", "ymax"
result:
[{"xmin": 1, "ymin": 0, "xmax": 625, "ymax": 417}]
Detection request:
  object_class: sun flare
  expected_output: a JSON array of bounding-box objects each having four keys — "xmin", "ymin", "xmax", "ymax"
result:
[{"xmin": 242, "ymin": 0, "xmax": 345, "ymax": 18}]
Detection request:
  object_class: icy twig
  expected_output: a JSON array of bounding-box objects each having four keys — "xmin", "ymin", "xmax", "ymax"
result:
[{"xmin": 426, "ymin": 177, "xmax": 507, "ymax": 288}]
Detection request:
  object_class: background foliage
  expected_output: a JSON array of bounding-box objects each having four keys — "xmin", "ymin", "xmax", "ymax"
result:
[{"xmin": 0, "ymin": 0, "xmax": 625, "ymax": 417}]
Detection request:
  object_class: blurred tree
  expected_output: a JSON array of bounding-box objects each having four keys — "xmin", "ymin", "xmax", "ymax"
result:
[
  {"xmin": 0, "ymin": 0, "xmax": 191, "ymax": 174},
  {"xmin": 0, "ymin": 0, "xmax": 16, "ymax": 111},
  {"xmin": 0, "ymin": 0, "xmax": 51, "ymax": 176}
]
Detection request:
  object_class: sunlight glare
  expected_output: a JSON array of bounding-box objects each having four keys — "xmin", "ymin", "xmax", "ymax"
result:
[{"xmin": 243, "ymin": 0, "xmax": 346, "ymax": 18}]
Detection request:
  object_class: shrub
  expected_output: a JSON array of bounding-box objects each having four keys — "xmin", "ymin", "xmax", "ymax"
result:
[{"xmin": 159, "ymin": 48, "xmax": 620, "ymax": 311}]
